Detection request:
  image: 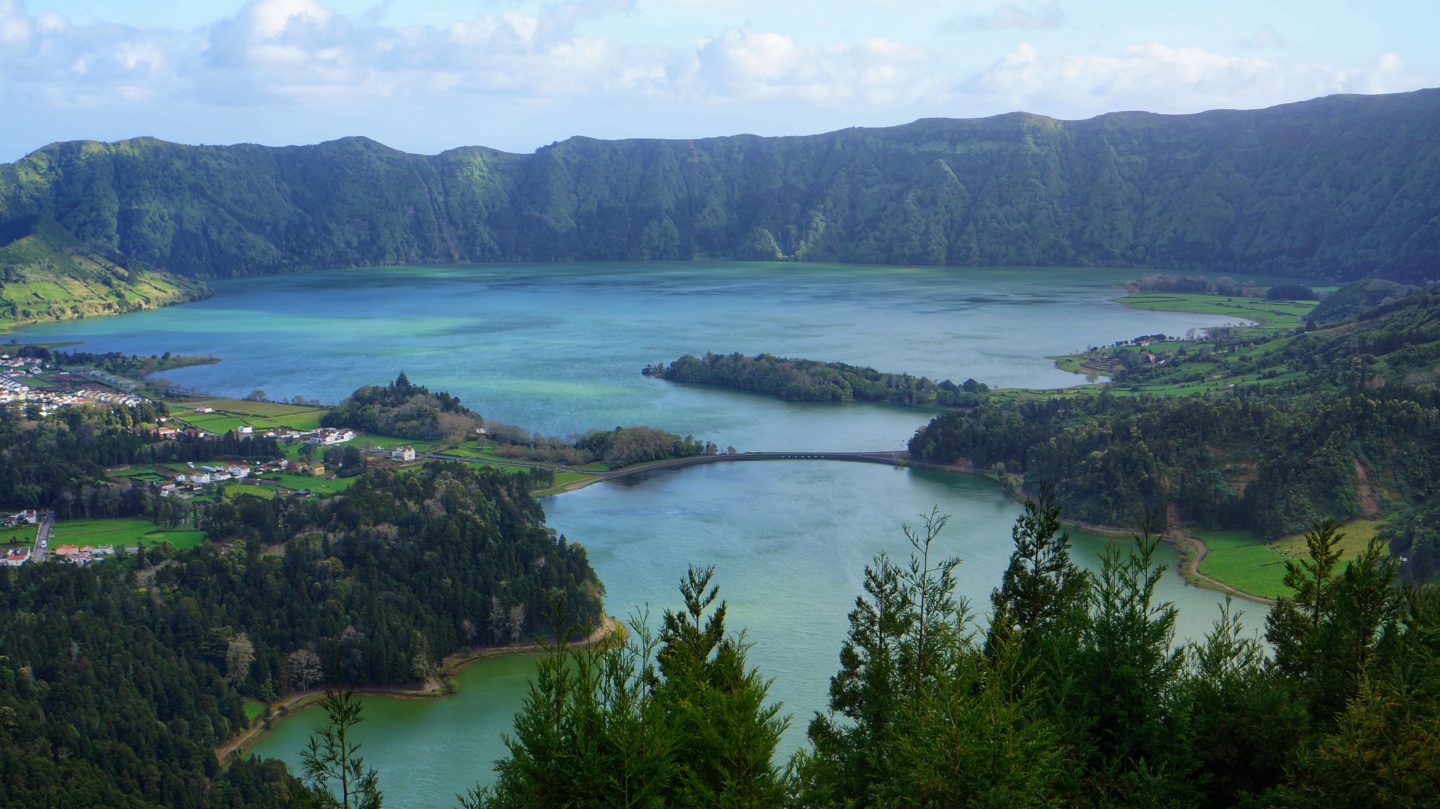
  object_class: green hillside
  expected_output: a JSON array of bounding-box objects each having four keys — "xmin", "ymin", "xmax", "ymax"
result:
[
  {"xmin": 909, "ymin": 284, "xmax": 1440, "ymax": 580},
  {"xmin": 3, "ymin": 89, "xmax": 1439, "ymax": 281},
  {"xmin": 0, "ymin": 215, "xmax": 208, "ymax": 329}
]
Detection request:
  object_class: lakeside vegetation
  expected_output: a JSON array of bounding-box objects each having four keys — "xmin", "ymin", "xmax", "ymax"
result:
[
  {"xmin": 645, "ymin": 352, "xmax": 990, "ymax": 406},
  {"xmin": 445, "ymin": 498, "xmax": 1440, "ymax": 808},
  {"xmin": 911, "ymin": 284, "xmax": 1440, "ymax": 586},
  {"xmin": 0, "ymin": 462, "xmax": 603, "ymax": 807},
  {"xmin": 325, "ymin": 373, "xmax": 718, "ymax": 470}
]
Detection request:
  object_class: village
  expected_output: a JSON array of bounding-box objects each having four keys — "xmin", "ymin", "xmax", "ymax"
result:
[
  {"xmin": 1, "ymin": 353, "xmax": 147, "ymax": 412},
  {"xmin": 1, "ymin": 392, "xmax": 422, "ymax": 568}
]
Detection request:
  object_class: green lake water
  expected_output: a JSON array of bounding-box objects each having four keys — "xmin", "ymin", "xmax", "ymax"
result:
[{"xmin": 14, "ymin": 262, "xmax": 1266, "ymax": 806}]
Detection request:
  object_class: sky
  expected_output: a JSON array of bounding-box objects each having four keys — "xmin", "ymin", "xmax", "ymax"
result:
[{"xmin": 2, "ymin": 0, "xmax": 1436, "ymax": 161}]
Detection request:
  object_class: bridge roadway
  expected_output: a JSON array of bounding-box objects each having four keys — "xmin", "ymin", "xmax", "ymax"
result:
[{"xmin": 417, "ymin": 449, "xmax": 912, "ymax": 481}]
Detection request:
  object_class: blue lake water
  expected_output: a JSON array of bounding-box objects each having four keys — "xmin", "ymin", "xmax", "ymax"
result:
[{"xmin": 14, "ymin": 261, "xmax": 1267, "ymax": 807}]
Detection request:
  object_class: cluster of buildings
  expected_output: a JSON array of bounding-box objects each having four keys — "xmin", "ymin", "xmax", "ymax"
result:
[
  {"xmin": 51, "ymin": 544, "xmax": 117, "ymax": 565},
  {"xmin": 1, "ymin": 355, "xmax": 147, "ymax": 413},
  {"xmin": 3, "ymin": 509, "xmax": 38, "ymax": 527},
  {"xmin": 306, "ymin": 427, "xmax": 357, "ymax": 445},
  {"xmin": 4, "ymin": 547, "xmax": 30, "ymax": 566},
  {"xmin": 175, "ymin": 463, "xmax": 255, "ymax": 488}
]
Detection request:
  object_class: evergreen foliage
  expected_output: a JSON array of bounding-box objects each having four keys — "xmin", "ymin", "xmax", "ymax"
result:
[
  {"xmin": 476, "ymin": 500, "xmax": 1440, "ymax": 808},
  {"xmin": 648, "ymin": 352, "xmax": 988, "ymax": 406},
  {"xmin": 468, "ymin": 567, "xmax": 789, "ymax": 808},
  {"xmin": 0, "ymin": 461, "xmax": 601, "ymax": 807}
]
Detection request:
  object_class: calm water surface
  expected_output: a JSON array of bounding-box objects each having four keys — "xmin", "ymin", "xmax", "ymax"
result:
[{"xmin": 15, "ymin": 263, "xmax": 1265, "ymax": 806}]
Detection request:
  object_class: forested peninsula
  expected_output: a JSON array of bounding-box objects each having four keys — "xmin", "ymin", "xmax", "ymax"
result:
[
  {"xmin": 644, "ymin": 352, "xmax": 990, "ymax": 406},
  {"xmin": 3, "ymin": 89, "xmax": 1440, "ymax": 290},
  {"xmin": 0, "ymin": 449, "xmax": 602, "ymax": 807}
]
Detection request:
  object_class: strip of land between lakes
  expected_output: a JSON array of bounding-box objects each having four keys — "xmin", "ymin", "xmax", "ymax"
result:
[
  {"xmin": 214, "ymin": 615, "xmax": 622, "ymax": 763},
  {"xmin": 428, "ymin": 447, "xmax": 1276, "ymax": 605}
]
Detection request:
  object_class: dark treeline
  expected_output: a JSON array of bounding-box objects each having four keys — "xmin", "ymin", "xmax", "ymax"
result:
[
  {"xmin": 12, "ymin": 343, "xmax": 218, "ymax": 376},
  {"xmin": 483, "ymin": 423, "xmax": 717, "ymax": 470},
  {"xmin": 322, "ymin": 371, "xmax": 481, "ymax": 444},
  {"xmin": 0, "ymin": 403, "xmax": 279, "ymax": 514},
  {"xmin": 325, "ymin": 373, "xmax": 716, "ymax": 469},
  {"xmin": 909, "ymin": 386, "xmax": 1440, "ymax": 539},
  {"xmin": 647, "ymin": 351, "xmax": 990, "ymax": 407},
  {"xmin": 466, "ymin": 497, "xmax": 1440, "ymax": 807},
  {"xmin": 0, "ymin": 462, "xmax": 602, "ymax": 807}
]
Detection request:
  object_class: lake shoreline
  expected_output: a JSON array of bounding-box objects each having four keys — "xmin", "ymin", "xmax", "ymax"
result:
[{"xmin": 215, "ymin": 615, "xmax": 623, "ymax": 764}]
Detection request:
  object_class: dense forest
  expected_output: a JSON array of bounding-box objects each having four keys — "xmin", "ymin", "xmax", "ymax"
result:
[
  {"xmin": 325, "ymin": 374, "xmax": 717, "ymax": 468},
  {"xmin": 647, "ymin": 352, "xmax": 990, "ymax": 406},
  {"xmin": 322, "ymin": 372, "xmax": 481, "ymax": 444},
  {"xmin": 453, "ymin": 495, "xmax": 1440, "ymax": 807},
  {"xmin": 0, "ymin": 462, "xmax": 602, "ymax": 807},
  {"xmin": 909, "ymin": 286, "xmax": 1440, "ymax": 579},
  {"xmin": 3, "ymin": 89, "xmax": 1439, "ymax": 283}
]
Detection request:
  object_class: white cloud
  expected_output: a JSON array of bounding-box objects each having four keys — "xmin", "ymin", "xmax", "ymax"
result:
[
  {"xmin": 0, "ymin": 0, "xmax": 1432, "ymax": 159},
  {"xmin": 1, "ymin": 0, "xmax": 34, "ymax": 44},
  {"xmin": 968, "ymin": 42, "xmax": 1424, "ymax": 117},
  {"xmin": 690, "ymin": 30, "xmax": 933, "ymax": 104}
]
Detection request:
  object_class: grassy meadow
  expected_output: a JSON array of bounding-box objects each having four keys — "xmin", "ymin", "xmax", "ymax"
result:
[{"xmin": 50, "ymin": 517, "xmax": 205, "ymax": 550}]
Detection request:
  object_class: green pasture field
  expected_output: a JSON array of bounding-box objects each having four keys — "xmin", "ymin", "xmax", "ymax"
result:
[
  {"xmin": 260, "ymin": 473, "xmax": 357, "ymax": 495},
  {"xmin": 1, "ymin": 523, "xmax": 39, "ymax": 547},
  {"xmin": 50, "ymin": 517, "xmax": 206, "ymax": 550},
  {"xmin": 1120, "ymin": 293, "xmax": 1317, "ymax": 332},
  {"xmin": 175, "ymin": 412, "xmax": 250, "ymax": 433},
  {"xmin": 1196, "ymin": 518, "xmax": 1387, "ymax": 600},
  {"xmin": 225, "ymin": 483, "xmax": 278, "ymax": 500},
  {"xmin": 1195, "ymin": 530, "xmax": 1293, "ymax": 600}
]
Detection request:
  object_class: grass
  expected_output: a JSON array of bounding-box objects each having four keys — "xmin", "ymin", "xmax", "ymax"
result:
[
  {"xmin": 50, "ymin": 517, "xmax": 206, "ymax": 550},
  {"xmin": 1195, "ymin": 518, "xmax": 1387, "ymax": 600},
  {"xmin": 174, "ymin": 412, "xmax": 251, "ymax": 433},
  {"xmin": 242, "ymin": 699, "xmax": 266, "ymax": 724},
  {"xmin": 1120, "ymin": 293, "xmax": 1317, "ymax": 333},
  {"xmin": 1195, "ymin": 530, "xmax": 1293, "ymax": 600},
  {"xmin": 225, "ymin": 483, "xmax": 278, "ymax": 500},
  {"xmin": 172, "ymin": 398, "xmax": 330, "ymax": 432},
  {"xmin": 1, "ymin": 523, "xmax": 39, "ymax": 547},
  {"xmin": 260, "ymin": 473, "xmax": 358, "ymax": 495}
]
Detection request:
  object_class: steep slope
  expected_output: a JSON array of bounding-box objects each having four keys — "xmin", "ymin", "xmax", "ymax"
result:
[
  {"xmin": 2, "ymin": 89, "xmax": 1439, "ymax": 281},
  {"xmin": 0, "ymin": 214, "xmax": 208, "ymax": 327}
]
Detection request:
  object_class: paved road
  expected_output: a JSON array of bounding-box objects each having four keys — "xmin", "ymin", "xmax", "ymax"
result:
[
  {"xmin": 31, "ymin": 511, "xmax": 54, "ymax": 562},
  {"xmin": 418, "ymin": 449, "xmax": 911, "ymax": 481}
]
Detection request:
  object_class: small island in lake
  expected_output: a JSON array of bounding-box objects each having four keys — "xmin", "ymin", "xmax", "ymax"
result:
[{"xmin": 644, "ymin": 352, "xmax": 990, "ymax": 407}]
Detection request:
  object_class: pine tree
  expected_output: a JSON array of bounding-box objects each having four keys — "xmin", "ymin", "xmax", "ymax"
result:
[{"xmin": 299, "ymin": 687, "xmax": 383, "ymax": 809}]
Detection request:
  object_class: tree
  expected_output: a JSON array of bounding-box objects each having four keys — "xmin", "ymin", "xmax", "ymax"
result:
[
  {"xmin": 986, "ymin": 487, "xmax": 1087, "ymax": 668},
  {"xmin": 300, "ymin": 687, "xmax": 383, "ymax": 809},
  {"xmin": 290, "ymin": 647, "xmax": 324, "ymax": 691},
  {"xmin": 653, "ymin": 566, "xmax": 789, "ymax": 807},
  {"xmin": 226, "ymin": 632, "xmax": 256, "ymax": 688}
]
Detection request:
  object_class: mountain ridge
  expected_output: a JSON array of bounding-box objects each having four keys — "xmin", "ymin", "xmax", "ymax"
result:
[{"xmin": 2, "ymin": 88, "xmax": 1438, "ymax": 281}]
